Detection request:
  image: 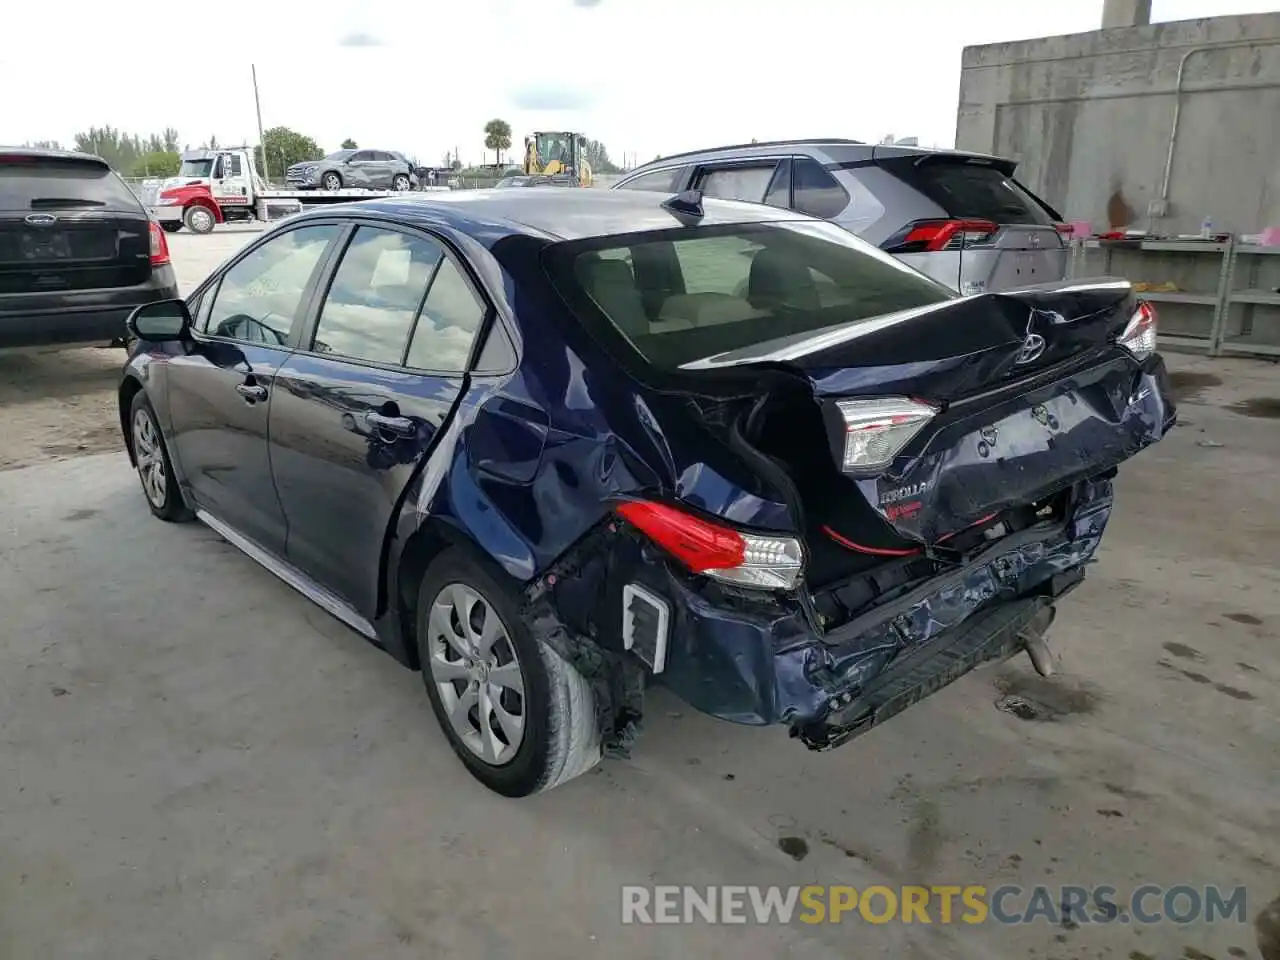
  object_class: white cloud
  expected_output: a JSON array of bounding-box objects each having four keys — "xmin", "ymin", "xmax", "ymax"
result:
[{"xmin": 2, "ymin": 0, "xmax": 1276, "ymax": 168}]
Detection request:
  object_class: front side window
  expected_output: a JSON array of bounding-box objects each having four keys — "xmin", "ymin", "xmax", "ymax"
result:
[
  {"xmin": 311, "ymin": 227, "xmax": 442, "ymax": 364},
  {"xmin": 547, "ymin": 220, "xmax": 951, "ymax": 371},
  {"xmin": 204, "ymin": 225, "xmax": 339, "ymax": 344},
  {"xmin": 617, "ymin": 167, "xmax": 682, "ymax": 193}
]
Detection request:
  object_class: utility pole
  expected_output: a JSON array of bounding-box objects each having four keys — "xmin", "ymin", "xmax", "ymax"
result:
[{"xmin": 251, "ymin": 64, "xmax": 267, "ymax": 181}]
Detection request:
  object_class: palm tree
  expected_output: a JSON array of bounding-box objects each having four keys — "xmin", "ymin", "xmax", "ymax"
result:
[{"xmin": 483, "ymin": 119, "xmax": 513, "ymax": 166}]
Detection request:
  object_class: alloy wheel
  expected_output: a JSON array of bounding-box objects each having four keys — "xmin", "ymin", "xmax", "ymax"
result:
[
  {"xmin": 189, "ymin": 208, "xmax": 213, "ymax": 233},
  {"xmin": 132, "ymin": 408, "xmax": 167, "ymax": 508},
  {"xmin": 425, "ymin": 582, "xmax": 526, "ymax": 765}
]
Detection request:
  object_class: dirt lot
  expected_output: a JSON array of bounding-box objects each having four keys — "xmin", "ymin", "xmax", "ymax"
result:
[
  {"xmin": 0, "ymin": 226, "xmax": 261, "ymax": 473},
  {"xmin": 1, "ymin": 229, "xmax": 1278, "ymax": 959}
]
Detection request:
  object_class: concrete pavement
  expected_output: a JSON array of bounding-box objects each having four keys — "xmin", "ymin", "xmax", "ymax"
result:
[{"xmin": 0, "ymin": 353, "xmax": 1277, "ymax": 959}]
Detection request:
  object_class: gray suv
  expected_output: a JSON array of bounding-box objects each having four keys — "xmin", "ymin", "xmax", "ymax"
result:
[
  {"xmin": 613, "ymin": 139, "xmax": 1068, "ymax": 294},
  {"xmin": 286, "ymin": 149, "xmax": 418, "ymax": 192}
]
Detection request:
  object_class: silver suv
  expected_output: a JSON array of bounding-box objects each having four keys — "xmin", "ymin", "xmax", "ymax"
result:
[{"xmin": 613, "ymin": 139, "xmax": 1068, "ymax": 294}]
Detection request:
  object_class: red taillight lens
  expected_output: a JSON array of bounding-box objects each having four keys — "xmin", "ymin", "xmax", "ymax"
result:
[
  {"xmin": 148, "ymin": 220, "xmax": 171, "ymax": 266},
  {"xmin": 615, "ymin": 500, "xmax": 804, "ymax": 590},
  {"xmin": 1118, "ymin": 300, "xmax": 1158, "ymax": 360},
  {"xmin": 885, "ymin": 219, "xmax": 999, "ymax": 254},
  {"xmin": 616, "ymin": 501, "xmax": 744, "ymax": 573}
]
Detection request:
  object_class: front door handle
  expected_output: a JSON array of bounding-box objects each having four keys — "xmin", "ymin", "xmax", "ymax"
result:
[
  {"xmin": 235, "ymin": 383, "xmax": 268, "ymax": 403},
  {"xmin": 366, "ymin": 412, "xmax": 416, "ymax": 437}
]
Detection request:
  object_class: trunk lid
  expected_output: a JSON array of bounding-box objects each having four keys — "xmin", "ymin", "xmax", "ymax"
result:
[
  {"xmin": 696, "ymin": 281, "xmax": 1172, "ymax": 546},
  {"xmin": 0, "ymin": 153, "xmax": 152, "ymax": 295}
]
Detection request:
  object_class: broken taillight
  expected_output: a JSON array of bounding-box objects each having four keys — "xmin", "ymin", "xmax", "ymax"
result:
[
  {"xmin": 835, "ymin": 397, "xmax": 937, "ymax": 474},
  {"xmin": 1118, "ymin": 300, "xmax": 1157, "ymax": 361},
  {"xmin": 615, "ymin": 500, "xmax": 804, "ymax": 591}
]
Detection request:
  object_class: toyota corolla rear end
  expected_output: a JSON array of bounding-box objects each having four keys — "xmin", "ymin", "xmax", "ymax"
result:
[{"xmin": 540, "ymin": 207, "xmax": 1174, "ymax": 750}]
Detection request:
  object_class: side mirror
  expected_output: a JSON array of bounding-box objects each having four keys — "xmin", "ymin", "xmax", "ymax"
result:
[{"xmin": 127, "ymin": 299, "xmax": 192, "ymax": 342}]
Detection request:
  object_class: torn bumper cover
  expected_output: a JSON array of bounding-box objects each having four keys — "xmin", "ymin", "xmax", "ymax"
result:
[{"xmin": 525, "ymin": 476, "xmax": 1115, "ymax": 755}]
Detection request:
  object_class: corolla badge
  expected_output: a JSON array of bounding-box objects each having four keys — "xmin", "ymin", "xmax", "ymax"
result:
[
  {"xmin": 24, "ymin": 213, "xmax": 57, "ymax": 226},
  {"xmin": 1015, "ymin": 332, "xmax": 1047, "ymax": 365}
]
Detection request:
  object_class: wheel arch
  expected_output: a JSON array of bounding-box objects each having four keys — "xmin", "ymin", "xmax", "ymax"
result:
[
  {"xmin": 119, "ymin": 374, "xmax": 145, "ymax": 465},
  {"xmin": 186, "ymin": 197, "xmax": 223, "ymax": 224}
]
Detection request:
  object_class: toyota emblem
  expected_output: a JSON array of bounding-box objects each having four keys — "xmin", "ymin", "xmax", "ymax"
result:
[{"xmin": 1015, "ymin": 333, "xmax": 1046, "ymax": 365}]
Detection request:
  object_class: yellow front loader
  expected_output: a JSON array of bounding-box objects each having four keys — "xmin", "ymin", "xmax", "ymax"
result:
[{"xmin": 523, "ymin": 131, "xmax": 593, "ymax": 187}]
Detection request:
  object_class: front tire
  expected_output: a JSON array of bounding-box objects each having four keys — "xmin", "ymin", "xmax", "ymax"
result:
[
  {"xmin": 392, "ymin": 174, "xmax": 411, "ymax": 191},
  {"xmin": 129, "ymin": 391, "xmax": 193, "ymax": 523},
  {"xmin": 416, "ymin": 548, "xmax": 601, "ymax": 797},
  {"xmin": 183, "ymin": 205, "xmax": 215, "ymax": 234},
  {"xmin": 322, "ymin": 171, "xmax": 343, "ymax": 191}
]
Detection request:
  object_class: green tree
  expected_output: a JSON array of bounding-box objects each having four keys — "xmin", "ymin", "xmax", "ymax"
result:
[
  {"xmin": 340, "ymin": 138, "xmax": 358, "ymax": 149},
  {"xmin": 450, "ymin": 159, "xmax": 463, "ymax": 171},
  {"xmin": 253, "ymin": 126, "xmax": 323, "ymax": 181},
  {"xmin": 131, "ymin": 151, "xmax": 180, "ymax": 178},
  {"xmin": 581, "ymin": 137, "xmax": 620, "ymax": 174},
  {"xmin": 483, "ymin": 118, "xmax": 512, "ymax": 166},
  {"xmin": 71, "ymin": 125, "xmax": 181, "ymax": 173}
]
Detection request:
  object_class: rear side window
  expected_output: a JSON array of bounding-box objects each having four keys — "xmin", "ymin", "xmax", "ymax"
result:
[
  {"xmin": 405, "ymin": 258, "xmax": 486, "ymax": 372},
  {"xmin": 791, "ymin": 157, "xmax": 849, "ymax": 219},
  {"xmin": 618, "ymin": 168, "xmax": 682, "ymax": 193},
  {"xmin": 312, "ymin": 227, "xmax": 442, "ymax": 364},
  {"xmin": 696, "ymin": 164, "xmax": 777, "ymax": 203},
  {"xmin": 885, "ymin": 159, "xmax": 1053, "ymax": 225},
  {"xmin": 0, "ymin": 156, "xmax": 141, "ymax": 211},
  {"xmin": 547, "ymin": 220, "xmax": 951, "ymax": 371}
]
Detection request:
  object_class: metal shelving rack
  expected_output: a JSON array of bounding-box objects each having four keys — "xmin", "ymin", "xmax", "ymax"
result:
[{"xmin": 1068, "ymin": 237, "xmax": 1280, "ymax": 358}]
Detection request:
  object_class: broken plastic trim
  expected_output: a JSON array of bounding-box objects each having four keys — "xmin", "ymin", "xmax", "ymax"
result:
[{"xmin": 522, "ymin": 520, "xmax": 646, "ymax": 758}]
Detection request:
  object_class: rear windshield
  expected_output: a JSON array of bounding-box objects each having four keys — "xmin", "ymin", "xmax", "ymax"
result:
[
  {"xmin": 0, "ymin": 157, "xmax": 141, "ymax": 211},
  {"xmin": 884, "ymin": 159, "xmax": 1054, "ymax": 226},
  {"xmin": 545, "ymin": 220, "xmax": 952, "ymax": 371}
]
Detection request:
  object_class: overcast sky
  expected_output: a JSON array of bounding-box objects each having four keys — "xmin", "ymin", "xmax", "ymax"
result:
[{"xmin": 1, "ymin": 0, "xmax": 1276, "ymax": 167}]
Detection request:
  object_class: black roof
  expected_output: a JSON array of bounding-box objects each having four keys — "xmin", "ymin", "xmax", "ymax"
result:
[
  {"xmin": 359, "ymin": 187, "xmax": 804, "ymax": 241},
  {"xmin": 0, "ymin": 146, "xmax": 109, "ymax": 166}
]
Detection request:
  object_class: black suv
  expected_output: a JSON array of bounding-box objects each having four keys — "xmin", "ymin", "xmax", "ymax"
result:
[{"xmin": 1, "ymin": 149, "xmax": 180, "ymax": 348}]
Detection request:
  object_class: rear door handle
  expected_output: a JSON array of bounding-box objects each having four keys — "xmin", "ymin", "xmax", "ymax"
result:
[
  {"xmin": 366, "ymin": 412, "xmax": 416, "ymax": 437},
  {"xmin": 235, "ymin": 383, "xmax": 268, "ymax": 402}
]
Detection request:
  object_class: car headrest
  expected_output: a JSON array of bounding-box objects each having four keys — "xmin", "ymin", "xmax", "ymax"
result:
[{"xmin": 748, "ymin": 246, "xmax": 819, "ymax": 311}]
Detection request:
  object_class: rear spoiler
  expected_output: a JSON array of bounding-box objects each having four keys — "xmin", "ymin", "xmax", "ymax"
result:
[{"xmin": 870, "ymin": 146, "xmax": 1018, "ymax": 178}]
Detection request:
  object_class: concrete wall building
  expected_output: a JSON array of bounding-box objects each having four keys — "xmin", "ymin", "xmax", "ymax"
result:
[{"xmin": 956, "ymin": 10, "xmax": 1280, "ymax": 236}]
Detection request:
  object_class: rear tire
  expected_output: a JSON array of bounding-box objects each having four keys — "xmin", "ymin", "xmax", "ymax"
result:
[
  {"xmin": 129, "ymin": 391, "xmax": 194, "ymax": 523},
  {"xmin": 160, "ymin": 222, "xmax": 182, "ymax": 233},
  {"xmin": 322, "ymin": 171, "xmax": 343, "ymax": 191},
  {"xmin": 415, "ymin": 548, "xmax": 601, "ymax": 797},
  {"xmin": 183, "ymin": 205, "xmax": 215, "ymax": 234}
]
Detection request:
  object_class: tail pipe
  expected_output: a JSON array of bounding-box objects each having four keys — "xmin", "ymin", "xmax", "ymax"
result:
[{"xmin": 1018, "ymin": 604, "xmax": 1057, "ymax": 677}]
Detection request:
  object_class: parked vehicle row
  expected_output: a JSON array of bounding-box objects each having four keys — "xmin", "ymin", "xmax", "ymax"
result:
[
  {"xmin": 614, "ymin": 139, "xmax": 1070, "ymax": 295},
  {"xmin": 119, "ymin": 187, "xmax": 1175, "ymax": 798}
]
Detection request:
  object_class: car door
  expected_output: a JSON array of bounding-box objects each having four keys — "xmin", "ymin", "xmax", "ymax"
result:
[
  {"xmin": 164, "ymin": 222, "xmax": 343, "ymax": 553},
  {"xmin": 368, "ymin": 151, "xmax": 396, "ymax": 188},
  {"xmin": 269, "ymin": 222, "xmax": 493, "ymax": 615},
  {"xmin": 342, "ymin": 151, "xmax": 371, "ymax": 188}
]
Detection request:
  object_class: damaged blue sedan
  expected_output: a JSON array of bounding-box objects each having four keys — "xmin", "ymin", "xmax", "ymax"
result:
[{"xmin": 118, "ymin": 188, "xmax": 1175, "ymax": 796}]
